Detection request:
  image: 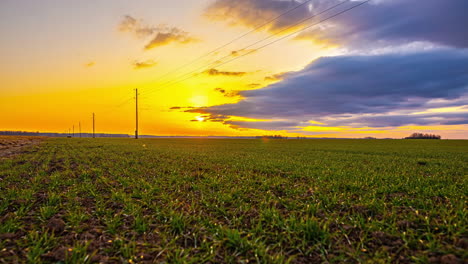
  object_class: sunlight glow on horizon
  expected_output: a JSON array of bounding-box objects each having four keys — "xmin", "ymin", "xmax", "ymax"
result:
[{"xmin": 0, "ymin": 0, "xmax": 466, "ymax": 139}]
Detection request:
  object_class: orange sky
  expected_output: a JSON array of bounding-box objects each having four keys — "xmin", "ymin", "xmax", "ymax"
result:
[{"xmin": 1, "ymin": 0, "xmax": 467, "ymax": 139}]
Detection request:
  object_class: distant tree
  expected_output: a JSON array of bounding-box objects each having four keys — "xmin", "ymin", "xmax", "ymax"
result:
[
  {"xmin": 404, "ymin": 133, "xmax": 441, "ymax": 139},
  {"xmin": 257, "ymin": 135, "xmax": 288, "ymax": 139},
  {"xmin": 0, "ymin": 131, "xmax": 40, "ymax": 136}
]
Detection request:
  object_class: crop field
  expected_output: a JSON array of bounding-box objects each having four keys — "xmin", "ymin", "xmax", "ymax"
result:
[
  {"xmin": 0, "ymin": 137, "xmax": 466, "ymax": 263},
  {"xmin": 0, "ymin": 136, "xmax": 44, "ymax": 159}
]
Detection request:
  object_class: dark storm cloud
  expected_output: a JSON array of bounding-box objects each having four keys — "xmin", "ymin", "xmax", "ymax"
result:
[
  {"xmin": 189, "ymin": 49, "xmax": 468, "ymax": 129},
  {"xmin": 205, "ymin": 0, "xmax": 468, "ymax": 49}
]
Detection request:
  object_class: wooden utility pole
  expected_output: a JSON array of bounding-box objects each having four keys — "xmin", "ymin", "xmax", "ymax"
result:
[
  {"xmin": 73, "ymin": 125, "xmax": 74, "ymax": 137},
  {"xmin": 79, "ymin": 122, "xmax": 82, "ymax": 138},
  {"xmin": 93, "ymin": 113, "xmax": 95, "ymax": 138},
  {"xmin": 135, "ymin": 88, "xmax": 139, "ymax": 139}
]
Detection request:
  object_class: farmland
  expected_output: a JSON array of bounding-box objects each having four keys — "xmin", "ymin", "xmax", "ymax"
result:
[
  {"xmin": 0, "ymin": 136, "xmax": 44, "ymax": 159},
  {"xmin": 0, "ymin": 137, "xmax": 466, "ymax": 263}
]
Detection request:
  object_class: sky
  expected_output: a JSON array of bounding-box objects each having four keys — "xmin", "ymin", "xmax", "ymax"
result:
[{"xmin": 0, "ymin": 0, "xmax": 467, "ymax": 139}]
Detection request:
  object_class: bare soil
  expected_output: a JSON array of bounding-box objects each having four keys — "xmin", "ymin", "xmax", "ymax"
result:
[{"xmin": 0, "ymin": 136, "xmax": 45, "ymax": 158}]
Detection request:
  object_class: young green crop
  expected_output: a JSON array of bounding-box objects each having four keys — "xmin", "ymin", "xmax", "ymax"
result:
[{"xmin": 0, "ymin": 138, "xmax": 466, "ymax": 263}]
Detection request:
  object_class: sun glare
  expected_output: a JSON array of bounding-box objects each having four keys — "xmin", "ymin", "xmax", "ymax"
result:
[{"xmin": 190, "ymin": 95, "xmax": 208, "ymax": 107}]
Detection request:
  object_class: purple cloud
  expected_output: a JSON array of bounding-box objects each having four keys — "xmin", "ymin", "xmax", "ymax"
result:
[{"xmin": 187, "ymin": 49, "xmax": 468, "ymax": 130}]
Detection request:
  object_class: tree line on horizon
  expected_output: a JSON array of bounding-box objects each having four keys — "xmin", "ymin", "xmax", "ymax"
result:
[
  {"xmin": 1, "ymin": 131, "xmax": 443, "ymax": 140},
  {"xmin": 0, "ymin": 131, "xmax": 130, "ymax": 138},
  {"xmin": 256, "ymin": 135, "xmax": 288, "ymax": 139},
  {"xmin": 405, "ymin": 133, "xmax": 441, "ymax": 139}
]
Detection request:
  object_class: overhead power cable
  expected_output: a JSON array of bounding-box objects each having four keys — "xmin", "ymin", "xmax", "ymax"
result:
[
  {"xmin": 99, "ymin": 0, "xmax": 322, "ymax": 113},
  {"xmin": 141, "ymin": 0, "xmax": 319, "ymax": 88},
  {"xmin": 140, "ymin": 0, "xmax": 352, "ymax": 96},
  {"xmin": 142, "ymin": 0, "xmax": 369, "ymax": 97}
]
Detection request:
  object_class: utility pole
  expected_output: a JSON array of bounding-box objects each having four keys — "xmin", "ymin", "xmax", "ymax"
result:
[
  {"xmin": 93, "ymin": 113, "xmax": 95, "ymax": 138},
  {"xmin": 79, "ymin": 122, "xmax": 82, "ymax": 138},
  {"xmin": 135, "ymin": 88, "xmax": 139, "ymax": 139},
  {"xmin": 73, "ymin": 125, "xmax": 74, "ymax": 137}
]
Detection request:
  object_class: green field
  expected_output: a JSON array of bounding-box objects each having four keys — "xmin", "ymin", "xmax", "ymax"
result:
[{"xmin": 0, "ymin": 138, "xmax": 467, "ymax": 263}]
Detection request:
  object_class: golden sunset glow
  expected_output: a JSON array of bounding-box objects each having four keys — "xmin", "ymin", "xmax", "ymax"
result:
[{"xmin": 0, "ymin": 0, "xmax": 466, "ymax": 139}]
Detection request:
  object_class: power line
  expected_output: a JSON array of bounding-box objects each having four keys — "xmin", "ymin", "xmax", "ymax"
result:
[
  {"xmin": 139, "ymin": 0, "xmax": 320, "ymax": 90},
  {"xmin": 84, "ymin": 0, "xmax": 370, "ymax": 136},
  {"xmin": 95, "ymin": 96, "xmax": 134, "ymax": 117},
  {"xmin": 140, "ymin": 0, "xmax": 352, "ymax": 96},
  {"xmin": 135, "ymin": 88, "xmax": 139, "ymax": 139},
  {"xmin": 95, "ymin": 0, "xmax": 344, "ymax": 114},
  {"xmin": 142, "ymin": 0, "xmax": 368, "ymax": 97},
  {"xmin": 92, "ymin": 113, "xmax": 95, "ymax": 138},
  {"xmin": 207, "ymin": 0, "xmax": 371, "ymax": 74}
]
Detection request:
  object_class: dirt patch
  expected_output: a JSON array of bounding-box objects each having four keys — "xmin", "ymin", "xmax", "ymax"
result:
[
  {"xmin": 0, "ymin": 136, "xmax": 45, "ymax": 159},
  {"xmin": 47, "ymin": 217, "xmax": 66, "ymax": 234},
  {"xmin": 430, "ymin": 254, "xmax": 463, "ymax": 264}
]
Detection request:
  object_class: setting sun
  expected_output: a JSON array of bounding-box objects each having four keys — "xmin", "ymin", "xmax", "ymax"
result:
[
  {"xmin": 0, "ymin": 1, "xmax": 466, "ymax": 263},
  {"xmin": 190, "ymin": 95, "xmax": 209, "ymax": 107},
  {"xmin": 0, "ymin": 0, "xmax": 466, "ymax": 139}
]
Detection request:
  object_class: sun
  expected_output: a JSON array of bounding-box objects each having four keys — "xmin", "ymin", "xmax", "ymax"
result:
[
  {"xmin": 196, "ymin": 116, "xmax": 205, "ymax": 122},
  {"xmin": 190, "ymin": 95, "xmax": 208, "ymax": 107}
]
